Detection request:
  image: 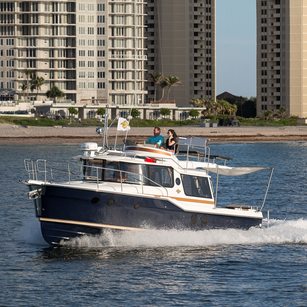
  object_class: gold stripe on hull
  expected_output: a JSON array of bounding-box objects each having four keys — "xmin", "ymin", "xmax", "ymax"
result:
[
  {"xmin": 170, "ymin": 196, "xmax": 215, "ymax": 205},
  {"xmin": 39, "ymin": 217, "xmax": 144, "ymax": 231}
]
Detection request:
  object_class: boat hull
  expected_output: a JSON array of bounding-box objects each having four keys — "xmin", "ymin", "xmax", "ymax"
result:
[{"xmin": 31, "ymin": 185, "xmax": 262, "ymax": 245}]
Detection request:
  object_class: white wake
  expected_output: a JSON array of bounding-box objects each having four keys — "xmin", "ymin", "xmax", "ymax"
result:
[{"xmin": 63, "ymin": 219, "xmax": 307, "ymax": 248}]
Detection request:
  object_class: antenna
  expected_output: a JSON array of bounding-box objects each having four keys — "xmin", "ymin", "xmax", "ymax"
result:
[{"xmin": 260, "ymin": 168, "xmax": 274, "ymax": 211}]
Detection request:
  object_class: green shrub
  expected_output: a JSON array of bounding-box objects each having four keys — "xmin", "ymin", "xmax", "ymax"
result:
[{"xmin": 0, "ymin": 115, "xmax": 300, "ymax": 127}]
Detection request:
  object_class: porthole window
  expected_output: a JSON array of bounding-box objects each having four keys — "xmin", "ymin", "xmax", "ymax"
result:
[{"xmin": 91, "ymin": 197, "xmax": 100, "ymax": 204}]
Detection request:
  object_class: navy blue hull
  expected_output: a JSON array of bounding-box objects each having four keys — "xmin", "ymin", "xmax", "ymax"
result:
[{"xmin": 31, "ymin": 185, "xmax": 262, "ymax": 245}]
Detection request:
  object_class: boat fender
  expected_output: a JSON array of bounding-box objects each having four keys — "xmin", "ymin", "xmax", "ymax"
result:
[{"xmin": 28, "ymin": 188, "xmax": 43, "ymax": 200}]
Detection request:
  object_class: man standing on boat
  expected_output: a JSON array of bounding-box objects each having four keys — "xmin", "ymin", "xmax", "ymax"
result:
[{"xmin": 146, "ymin": 127, "xmax": 164, "ymax": 147}]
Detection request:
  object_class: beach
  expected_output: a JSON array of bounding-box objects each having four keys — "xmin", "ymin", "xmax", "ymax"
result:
[{"xmin": 1, "ymin": 124, "xmax": 307, "ymax": 144}]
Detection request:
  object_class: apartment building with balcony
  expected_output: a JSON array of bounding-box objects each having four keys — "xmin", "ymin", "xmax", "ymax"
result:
[
  {"xmin": 0, "ymin": 1, "xmax": 78, "ymax": 102},
  {"xmin": 107, "ymin": 0, "xmax": 147, "ymax": 106},
  {"xmin": 145, "ymin": 0, "xmax": 216, "ymax": 106},
  {"xmin": 257, "ymin": 0, "xmax": 307, "ymax": 118},
  {"xmin": 0, "ymin": 0, "xmax": 147, "ymax": 106}
]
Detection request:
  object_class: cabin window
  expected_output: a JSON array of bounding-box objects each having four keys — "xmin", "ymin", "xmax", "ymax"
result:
[
  {"xmin": 143, "ymin": 165, "xmax": 174, "ymax": 188},
  {"xmin": 181, "ymin": 175, "xmax": 212, "ymax": 198},
  {"xmin": 83, "ymin": 159, "xmax": 103, "ymax": 180},
  {"xmin": 119, "ymin": 162, "xmax": 142, "ymax": 184},
  {"xmin": 83, "ymin": 160, "xmax": 142, "ymax": 183},
  {"xmin": 104, "ymin": 161, "xmax": 120, "ymax": 182},
  {"xmin": 83, "ymin": 159, "xmax": 173, "ymax": 187},
  {"xmin": 104, "ymin": 161, "xmax": 142, "ymax": 184}
]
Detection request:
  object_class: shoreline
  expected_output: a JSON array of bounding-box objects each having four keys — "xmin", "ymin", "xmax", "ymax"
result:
[
  {"xmin": 1, "ymin": 135, "xmax": 307, "ymax": 145},
  {"xmin": 1, "ymin": 124, "xmax": 307, "ymax": 144}
]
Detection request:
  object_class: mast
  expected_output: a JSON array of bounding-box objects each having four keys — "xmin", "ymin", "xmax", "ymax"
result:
[{"xmin": 102, "ymin": 105, "xmax": 109, "ymax": 149}]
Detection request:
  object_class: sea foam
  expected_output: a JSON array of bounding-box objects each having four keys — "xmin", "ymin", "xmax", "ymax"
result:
[{"xmin": 62, "ymin": 218, "xmax": 307, "ymax": 249}]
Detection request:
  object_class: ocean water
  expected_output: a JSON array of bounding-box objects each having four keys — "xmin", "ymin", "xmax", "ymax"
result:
[{"xmin": 0, "ymin": 142, "xmax": 306, "ymax": 306}]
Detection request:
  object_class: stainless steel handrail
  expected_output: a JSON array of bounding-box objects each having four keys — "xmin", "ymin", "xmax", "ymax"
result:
[
  {"xmin": 24, "ymin": 159, "xmax": 170, "ymax": 197},
  {"xmin": 82, "ymin": 164, "xmax": 169, "ymax": 197}
]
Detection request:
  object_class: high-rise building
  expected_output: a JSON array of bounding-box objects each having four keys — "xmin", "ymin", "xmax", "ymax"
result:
[
  {"xmin": 146, "ymin": 0, "xmax": 216, "ymax": 106},
  {"xmin": 257, "ymin": 0, "xmax": 307, "ymax": 118},
  {"xmin": 107, "ymin": 0, "xmax": 147, "ymax": 105},
  {"xmin": 0, "ymin": 1, "xmax": 78, "ymax": 103},
  {"xmin": 0, "ymin": 0, "xmax": 147, "ymax": 106},
  {"xmin": 0, "ymin": 0, "xmax": 214, "ymax": 107}
]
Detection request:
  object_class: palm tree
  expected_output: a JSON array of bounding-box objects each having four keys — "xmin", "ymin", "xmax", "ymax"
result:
[
  {"xmin": 46, "ymin": 86, "xmax": 64, "ymax": 103},
  {"xmin": 149, "ymin": 72, "xmax": 163, "ymax": 102},
  {"xmin": 263, "ymin": 110, "xmax": 273, "ymax": 120},
  {"xmin": 203, "ymin": 99, "xmax": 216, "ymax": 116},
  {"xmin": 217, "ymin": 100, "xmax": 238, "ymax": 116},
  {"xmin": 190, "ymin": 98, "xmax": 205, "ymax": 108},
  {"xmin": 276, "ymin": 107, "xmax": 287, "ymax": 119},
  {"xmin": 159, "ymin": 78, "xmax": 168, "ymax": 101},
  {"xmin": 20, "ymin": 82, "xmax": 28, "ymax": 101},
  {"xmin": 35, "ymin": 76, "xmax": 45, "ymax": 100},
  {"xmin": 228, "ymin": 103, "xmax": 238, "ymax": 116},
  {"xmin": 164, "ymin": 75, "xmax": 181, "ymax": 100},
  {"xmin": 217, "ymin": 100, "xmax": 228, "ymax": 115},
  {"xmin": 23, "ymin": 69, "xmax": 32, "ymax": 101},
  {"xmin": 30, "ymin": 75, "xmax": 45, "ymax": 100},
  {"xmin": 214, "ymin": 100, "xmax": 221, "ymax": 115}
]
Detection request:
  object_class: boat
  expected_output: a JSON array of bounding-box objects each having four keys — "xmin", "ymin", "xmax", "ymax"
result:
[{"xmin": 23, "ymin": 114, "xmax": 273, "ymax": 246}]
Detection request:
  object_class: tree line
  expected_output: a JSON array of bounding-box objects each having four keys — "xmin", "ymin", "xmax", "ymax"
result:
[
  {"xmin": 190, "ymin": 98, "xmax": 238, "ymax": 118},
  {"xmin": 20, "ymin": 70, "xmax": 239, "ymax": 120}
]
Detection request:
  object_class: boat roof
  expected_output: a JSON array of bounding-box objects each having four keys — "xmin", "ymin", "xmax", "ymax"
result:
[{"xmin": 80, "ymin": 143, "xmax": 269, "ymax": 177}]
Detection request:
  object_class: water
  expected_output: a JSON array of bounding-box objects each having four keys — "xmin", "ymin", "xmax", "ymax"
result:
[{"xmin": 0, "ymin": 142, "xmax": 306, "ymax": 306}]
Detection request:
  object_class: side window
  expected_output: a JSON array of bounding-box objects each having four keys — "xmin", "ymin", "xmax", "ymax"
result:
[
  {"xmin": 120, "ymin": 163, "xmax": 142, "ymax": 184},
  {"xmin": 104, "ymin": 161, "xmax": 120, "ymax": 182},
  {"xmin": 83, "ymin": 160, "xmax": 89, "ymax": 177},
  {"xmin": 103, "ymin": 162, "xmax": 141, "ymax": 184},
  {"xmin": 144, "ymin": 165, "xmax": 174, "ymax": 187},
  {"xmin": 181, "ymin": 175, "xmax": 212, "ymax": 198},
  {"xmin": 83, "ymin": 159, "xmax": 103, "ymax": 180}
]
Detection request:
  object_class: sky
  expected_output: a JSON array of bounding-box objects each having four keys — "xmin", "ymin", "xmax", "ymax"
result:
[{"xmin": 216, "ymin": 0, "xmax": 256, "ymax": 98}]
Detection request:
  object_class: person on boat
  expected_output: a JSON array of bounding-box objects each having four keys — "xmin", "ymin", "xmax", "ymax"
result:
[
  {"xmin": 165, "ymin": 129, "xmax": 178, "ymax": 152},
  {"xmin": 146, "ymin": 126, "xmax": 164, "ymax": 147}
]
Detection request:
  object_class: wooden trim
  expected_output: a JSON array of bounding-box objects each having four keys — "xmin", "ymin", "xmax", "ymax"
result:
[
  {"xmin": 170, "ymin": 196, "xmax": 215, "ymax": 205},
  {"xmin": 40, "ymin": 217, "xmax": 143, "ymax": 231},
  {"xmin": 125, "ymin": 146, "xmax": 173, "ymax": 157}
]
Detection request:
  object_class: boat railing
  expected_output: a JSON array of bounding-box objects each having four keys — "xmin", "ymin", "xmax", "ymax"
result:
[
  {"xmin": 176, "ymin": 138, "xmax": 230, "ymax": 165},
  {"xmin": 82, "ymin": 164, "xmax": 169, "ymax": 197},
  {"xmin": 24, "ymin": 159, "xmax": 48, "ymax": 182},
  {"xmin": 176, "ymin": 136, "xmax": 227, "ymax": 165},
  {"xmin": 24, "ymin": 159, "xmax": 36, "ymax": 180},
  {"xmin": 24, "ymin": 159, "xmax": 169, "ymax": 197},
  {"xmin": 111, "ymin": 141, "xmax": 228, "ymax": 169},
  {"xmin": 24, "ymin": 159, "xmax": 80, "ymax": 183}
]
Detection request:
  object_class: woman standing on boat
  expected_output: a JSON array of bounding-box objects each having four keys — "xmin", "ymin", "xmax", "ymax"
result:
[{"xmin": 165, "ymin": 129, "xmax": 178, "ymax": 152}]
